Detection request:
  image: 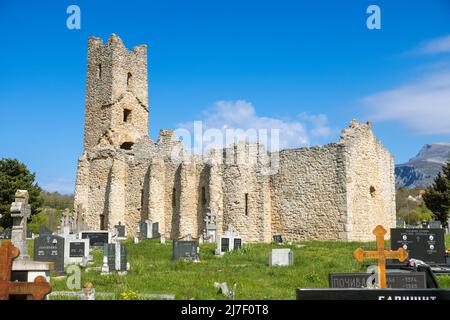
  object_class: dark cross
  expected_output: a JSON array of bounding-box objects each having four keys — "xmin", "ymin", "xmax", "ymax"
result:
[{"xmin": 0, "ymin": 241, "xmax": 52, "ymax": 300}]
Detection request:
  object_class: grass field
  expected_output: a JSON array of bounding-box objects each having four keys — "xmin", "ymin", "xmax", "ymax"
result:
[{"xmin": 43, "ymin": 236, "xmax": 450, "ymax": 300}]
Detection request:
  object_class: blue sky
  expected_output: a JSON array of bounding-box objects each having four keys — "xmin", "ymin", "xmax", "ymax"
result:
[{"xmin": 0, "ymin": 0, "xmax": 449, "ymax": 194}]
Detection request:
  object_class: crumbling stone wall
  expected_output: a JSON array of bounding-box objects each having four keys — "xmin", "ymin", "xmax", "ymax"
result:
[
  {"xmin": 341, "ymin": 121, "xmax": 396, "ymax": 241},
  {"xmin": 74, "ymin": 34, "xmax": 396, "ymax": 242},
  {"xmin": 270, "ymin": 143, "xmax": 348, "ymax": 241}
]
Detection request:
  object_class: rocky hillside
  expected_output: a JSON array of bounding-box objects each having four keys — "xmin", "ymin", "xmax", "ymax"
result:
[{"xmin": 395, "ymin": 143, "xmax": 450, "ymax": 189}]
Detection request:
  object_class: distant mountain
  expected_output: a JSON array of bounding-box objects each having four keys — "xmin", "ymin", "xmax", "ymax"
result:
[{"xmin": 395, "ymin": 143, "xmax": 450, "ymax": 189}]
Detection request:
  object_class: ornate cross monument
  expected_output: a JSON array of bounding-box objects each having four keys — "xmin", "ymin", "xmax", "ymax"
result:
[
  {"xmin": 203, "ymin": 211, "xmax": 217, "ymax": 243},
  {"xmin": 10, "ymin": 190, "xmax": 31, "ymax": 260},
  {"xmin": 0, "ymin": 241, "xmax": 52, "ymax": 300},
  {"xmin": 353, "ymin": 225, "xmax": 409, "ymax": 288}
]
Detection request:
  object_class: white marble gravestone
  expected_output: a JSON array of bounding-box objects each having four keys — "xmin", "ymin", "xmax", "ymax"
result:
[
  {"xmin": 215, "ymin": 225, "xmax": 243, "ymax": 256},
  {"xmin": 269, "ymin": 248, "xmax": 294, "ymax": 266},
  {"xmin": 64, "ymin": 238, "xmax": 90, "ymax": 265}
]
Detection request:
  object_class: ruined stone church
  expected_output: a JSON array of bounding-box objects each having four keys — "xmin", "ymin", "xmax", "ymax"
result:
[{"xmin": 74, "ymin": 34, "xmax": 396, "ymax": 242}]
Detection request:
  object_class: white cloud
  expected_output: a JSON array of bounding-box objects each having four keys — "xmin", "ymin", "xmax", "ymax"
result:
[
  {"xmin": 176, "ymin": 100, "xmax": 334, "ymax": 152},
  {"xmin": 299, "ymin": 112, "xmax": 335, "ymax": 138},
  {"xmin": 413, "ymin": 34, "xmax": 450, "ymax": 56},
  {"xmin": 362, "ymin": 70, "xmax": 450, "ymax": 135}
]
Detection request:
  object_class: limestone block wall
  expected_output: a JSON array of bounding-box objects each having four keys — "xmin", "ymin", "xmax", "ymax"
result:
[
  {"xmin": 74, "ymin": 153, "xmax": 90, "ymax": 217},
  {"xmin": 270, "ymin": 144, "xmax": 348, "ymax": 241},
  {"xmin": 124, "ymin": 158, "xmax": 149, "ymax": 236},
  {"xmin": 220, "ymin": 143, "xmax": 272, "ymax": 242},
  {"xmin": 74, "ymin": 149, "xmax": 116, "ymax": 230},
  {"xmin": 341, "ymin": 121, "xmax": 396, "ymax": 241},
  {"xmin": 178, "ymin": 162, "xmax": 200, "ymax": 238},
  {"xmin": 146, "ymin": 158, "xmax": 167, "ymax": 235}
]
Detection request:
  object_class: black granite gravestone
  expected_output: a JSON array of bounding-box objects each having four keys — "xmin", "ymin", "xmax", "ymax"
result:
[
  {"xmin": 39, "ymin": 225, "xmax": 53, "ymax": 236},
  {"xmin": 140, "ymin": 221, "xmax": 147, "ymax": 237},
  {"xmin": 297, "ymin": 288, "xmax": 450, "ymax": 300},
  {"xmin": 152, "ymin": 222, "xmax": 159, "ymax": 238},
  {"xmin": 172, "ymin": 241, "xmax": 199, "ymax": 261},
  {"xmin": 81, "ymin": 232, "xmax": 109, "ymax": 247},
  {"xmin": 273, "ymin": 235, "xmax": 283, "ymax": 244},
  {"xmin": 115, "ymin": 223, "xmax": 126, "ymax": 238},
  {"xmin": 34, "ymin": 234, "xmax": 65, "ymax": 273},
  {"xmin": 329, "ymin": 272, "xmax": 427, "ymax": 289},
  {"xmin": 104, "ymin": 244, "xmax": 116, "ymax": 271},
  {"xmin": 221, "ymin": 237, "xmax": 230, "ymax": 252},
  {"xmin": 234, "ymin": 238, "xmax": 242, "ymax": 250},
  {"xmin": 390, "ymin": 228, "xmax": 446, "ymax": 265},
  {"xmin": 69, "ymin": 241, "xmax": 86, "ymax": 258},
  {"xmin": 120, "ymin": 245, "xmax": 127, "ymax": 271}
]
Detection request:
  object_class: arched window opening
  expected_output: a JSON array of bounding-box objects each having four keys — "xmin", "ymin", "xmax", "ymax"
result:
[
  {"xmin": 127, "ymin": 72, "xmax": 132, "ymax": 88},
  {"xmin": 123, "ymin": 108, "xmax": 132, "ymax": 123},
  {"xmin": 202, "ymin": 187, "xmax": 207, "ymax": 206},
  {"xmin": 370, "ymin": 186, "xmax": 376, "ymax": 198},
  {"xmin": 100, "ymin": 214, "xmax": 105, "ymax": 230},
  {"xmin": 245, "ymin": 193, "xmax": 249, "ymax": 216},
  {"xmin": 172, "ymin": 188, "xmax": 177, "ymax": 207}
]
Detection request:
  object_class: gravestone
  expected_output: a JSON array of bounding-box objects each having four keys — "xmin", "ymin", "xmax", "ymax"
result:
[
  {"xmin": 273, "ymin": 235, "xmax": 283, "ymax": 244},
  {"xmin": 172, "ymin": 241, "xmax": 200, "ymax": 261},
  {"xmin": 297, "ymin": 288, "xmax": 450, "ymax": 300},
  {"xmin": 422, "ymin": 221, "xmax": 430, "ymax": 229},
  {"xmin": 329, "ymin": 272, "xmax": 427, "ymax": 289},
  {"xmin": 114, "ymin": 222, "xmax": 126, "ymax": 239},
  {"xmin": 26, "ymin": 230, "xmax": 33, "ymax": 239},
  {"xmin": 101, "ymin": 243, "xmax": 129, "ymax": 274},
  {"xmin": 80, "ymin": 231, "xmax": 110, "ymax": 247},
  {"xmin": 10, "ymin": 190, "xmax": 31, "ymax": 259},
  {"xmin": 138, "ymin": 220, "xmax": 159, "ymax": 240},
  {"xmin": 269, "ymin": 248, "xmax": 294, "ymax": 266},
  {"xmin": 152, "ymin": 222, "xmax": 159, "ymax": 238},
  {"xmin": 430, "ymin": 221, "xmax": 442, "ymax": 229},
  {"xmin": 390, "ymin": 228, "xmax": 446, "ymax": 265},
  {"xmin": 39, "ymin": 225, "xmax": 53, "ymax": 236},
  {"xmin": 203, "ymin": 211, "xmax": 217, "ymax": 243},
  {"xmin": 64, "ymin": 238, "xmax": 89, "ymax": 265},
  {"xmin": 34, "ymin": 234, "xmax": 65, "ymax": 274},
  {"xmin": 215, "ymin": 225, "xmax": 243, "ymax": 256},
  {"xmin": 396, "ymin": 219, "xmax": 406, "ymax": 228}
]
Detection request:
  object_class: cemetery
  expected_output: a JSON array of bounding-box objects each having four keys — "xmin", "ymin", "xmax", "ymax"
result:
[{"xmin": 1, "ymin": 192, "xmax": 450, "ymax": 300}]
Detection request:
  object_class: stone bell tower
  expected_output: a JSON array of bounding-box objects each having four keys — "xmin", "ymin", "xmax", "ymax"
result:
[{"xmin": 83, "ymin": 34, "xmax": 149, "ymax": 152}]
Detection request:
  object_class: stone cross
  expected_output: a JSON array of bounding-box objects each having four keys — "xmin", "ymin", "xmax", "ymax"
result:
[
  {"xmin": 224, "ymin": 224, "xmax": 237, "ymax": 238},
  {"xmin": 75, "ymin": 204, "xmax": 87, "ymax": 232},
  {"xmin": 204, "ymin": 211, "xmax": 217, "ymax": 229},
  {"xmin": 0, "ymin": 241, "xmax": 52, "ymax": 300},
  {"xmin": 353, "ymin": 225, "xmax": 408, "ymax": 288},
  {"xmin": 10, "ymin": 190, "xmax": 31, "ymax": 260}
]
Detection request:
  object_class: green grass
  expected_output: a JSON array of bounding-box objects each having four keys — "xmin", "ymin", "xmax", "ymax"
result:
[
  {"xmin": 2, "ymin": 236, "xmax": 449, "ymax": 299},
  {"xmin": 46, "ymin": 236, "xmax": 450, "ymax": 300}
]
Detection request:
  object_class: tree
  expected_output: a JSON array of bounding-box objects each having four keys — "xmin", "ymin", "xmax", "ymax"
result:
[
  {"xmin": 403, "ymin": 203, "xmax": 433, "ymax": 226},
  {"xmin": 423, "ymin": 159, "xmax": 450, "ymax": 228},
  {"xmin": 0, "ymin": 158, "xmax": 42, "ymax": 229}
]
